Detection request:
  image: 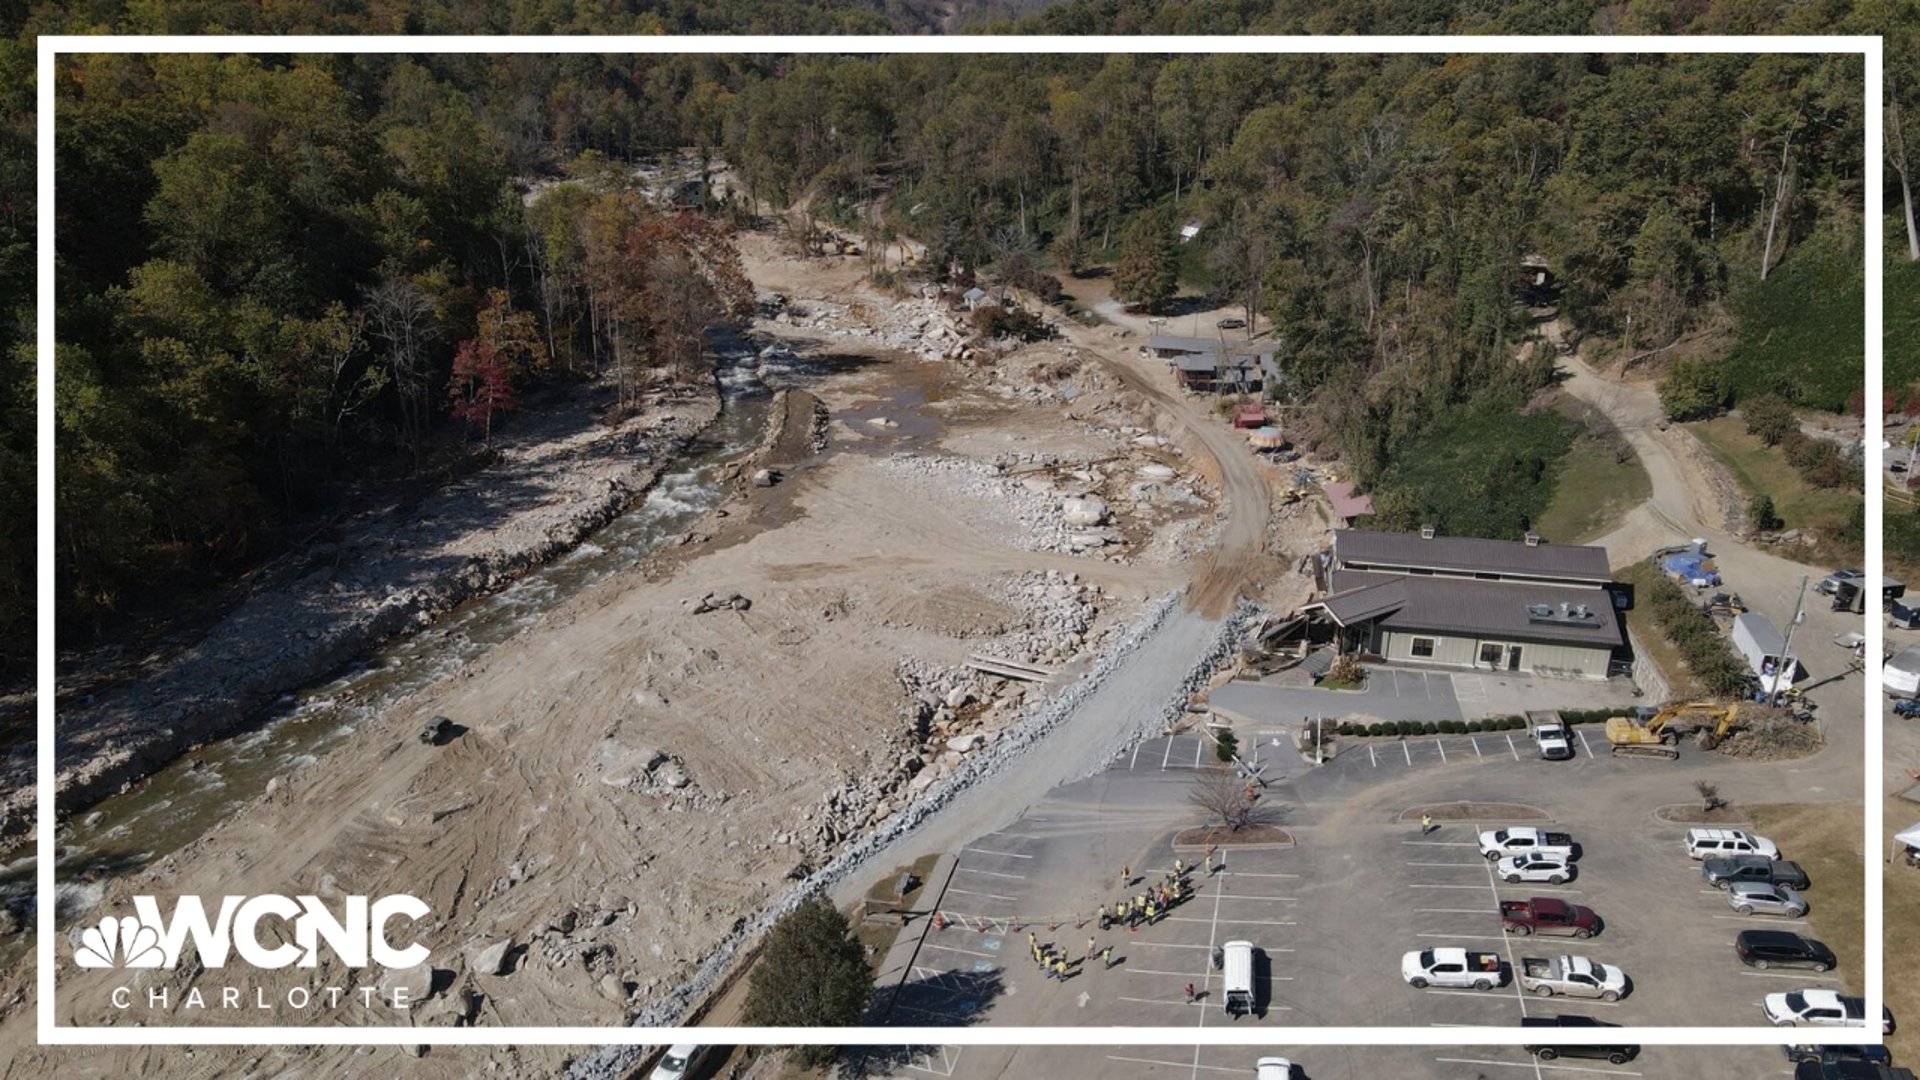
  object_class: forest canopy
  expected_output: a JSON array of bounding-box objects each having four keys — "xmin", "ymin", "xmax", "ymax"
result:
[{"xmin": 0, "ymin": 0, "xmax": 1897, "ymax": 668}]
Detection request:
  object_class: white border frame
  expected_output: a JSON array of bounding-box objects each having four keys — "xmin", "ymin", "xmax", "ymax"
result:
[{"xmin": 36, "ymin": 33, "xmax": 1882, "ymax": 1049}]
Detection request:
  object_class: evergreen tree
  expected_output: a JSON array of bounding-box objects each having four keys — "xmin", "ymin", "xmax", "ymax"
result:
[
  {"xmin": 1113, "ymin": 212, "xmax": 1178, "ymax": 314},
  {"xmin": 742, "ymin": 893, "xmax": 873, "ymax": 1062}
]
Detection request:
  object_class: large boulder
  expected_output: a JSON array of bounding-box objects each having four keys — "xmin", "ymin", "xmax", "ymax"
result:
[{"xmin": 1061, "ymin": 496, "xmax": 1110, "ymax": 527}]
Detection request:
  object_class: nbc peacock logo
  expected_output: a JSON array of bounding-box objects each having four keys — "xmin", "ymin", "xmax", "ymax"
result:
[{"xmin": 74, "ymin": 914, "xmax": 166, "ymax": 968}]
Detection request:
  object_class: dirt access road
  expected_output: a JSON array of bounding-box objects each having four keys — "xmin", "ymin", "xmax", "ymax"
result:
[{"xmin": 1051, "ymin": 278, "xmax": 1279, "ymax": 618}]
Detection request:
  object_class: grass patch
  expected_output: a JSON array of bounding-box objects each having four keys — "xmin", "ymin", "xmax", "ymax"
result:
[
  {"xmin": 1887, "ymin": 257, "xmax": 1920, "ymax": 392},
  {"xmin": 1722, "ymin": 236, "xmax": 1864, "ymax": 412},
  {"xmin": 1885, "ymin": 793, "xmax": 1920, "ymax": 1064},
  {"xmin": 1689, "ymin": 414, "xmax": 1861, "ymax": 539},
  {"xmin": 1533, "ymin": 429, "xmax": 1651, "ymax": 544},
  {"xmin": 1740, "ymin": 803, "xmax": 1865, "ymax": 996},
  {"xmin": 1615, "ymin": 562, "xmax": 1704, "ymax": 699}
]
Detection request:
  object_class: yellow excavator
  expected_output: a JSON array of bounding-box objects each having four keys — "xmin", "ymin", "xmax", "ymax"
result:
[{"xmin": 1605, "ymin": 702, "xmax": 1740, "ymax": 760}]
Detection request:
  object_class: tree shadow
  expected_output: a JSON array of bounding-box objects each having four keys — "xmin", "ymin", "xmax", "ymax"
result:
[{"xmin": 861, "ymin": 965, "xmax": 1005, "ymax": 1031}]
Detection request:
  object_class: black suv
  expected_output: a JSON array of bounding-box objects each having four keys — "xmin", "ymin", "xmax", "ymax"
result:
[
  {"xmin": 1737, "ymin": 930, "xmax": 1838, "ymax": 972},
  {"xmin": 1793, "ymin": 1063, "xmax": 1917, "ymax": 1080},
  {"xmin": 1520, "ymin": 1015, "xmax": 1638, "ymax": 1064},
  {"xmin": 1704, "ymin": 854, "xmax": 1811, "ymax": 890}
]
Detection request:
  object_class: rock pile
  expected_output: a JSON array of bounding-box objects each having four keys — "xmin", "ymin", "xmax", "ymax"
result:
[{"xmin": 874, "ymin": 453, "xmax": 1136, "ymax": 558}]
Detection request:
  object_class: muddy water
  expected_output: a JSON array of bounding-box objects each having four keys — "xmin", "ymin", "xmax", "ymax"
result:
[{"xmin": 0, "ymin": 355, "xmax": 775, "ymax": 955}]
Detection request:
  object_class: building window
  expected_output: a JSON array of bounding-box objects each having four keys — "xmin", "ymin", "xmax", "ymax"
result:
[
  {"xmin": 1479, "ymin": 643, "xmax": 1504, "ymax": 666},
  {"xmin": 1411, "ymin": 637, "xmax": 1436, "ymax": 658}
]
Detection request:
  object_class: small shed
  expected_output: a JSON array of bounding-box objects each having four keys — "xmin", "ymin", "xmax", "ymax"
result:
[
  {"xmin": 1321, "ymin": 481, "xmax": 1374, "ymax": 525},
  {"xmin": 961, "ymin": 286, "xmax": 996, "ymax": 310},
  {"xmin": 1180, "ymin": 221, "xmax": 1202, "ymax": 243},
  {"xmin": 1233, "ymin": 403, "xmax": 1267, "ymax": 429}
]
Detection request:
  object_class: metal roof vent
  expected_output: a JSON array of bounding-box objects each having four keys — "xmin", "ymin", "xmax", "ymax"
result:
[
  {"xmin": 1524, "ymin": 531, "xmax": 1541, "ymax": 547},
  {"xmin": 1420, "ymin": 523, "xmax": 1436, "ymax": 540}
]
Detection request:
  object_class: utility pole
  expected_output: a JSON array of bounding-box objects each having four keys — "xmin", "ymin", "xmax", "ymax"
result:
[
  {"xmin": 1767, "ymin": 575, "xmax": 1809, "ymax": 708},
  {"xmin": 1315, "ymin": 714, "xmax": 1325, "ymax": 765}
]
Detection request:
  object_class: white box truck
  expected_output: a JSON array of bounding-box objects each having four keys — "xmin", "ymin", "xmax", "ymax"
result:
[
  {"xmin": 1730, "ymin": 613, "xmax": 1800, "ymax": 695},
  {"xmin": 1888, "ymin": 645, "xmax": 1920, "ymax": 699}
]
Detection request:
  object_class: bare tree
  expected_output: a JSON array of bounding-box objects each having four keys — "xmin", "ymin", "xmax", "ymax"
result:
[
  {"xmin": 1188, "ymin": 770, "xmax": 1275, "ymax": 833},
  {"xmin": 363, "ymin": 276, "xmax": 442, "ymax": 472},
  {"xmin": 1694, "ymin": 780, "xmax": 1726, "ymax": 813},
  {"xmin": 1891, "ymin": 73, "xmax": 1920, "ymax": 262}
]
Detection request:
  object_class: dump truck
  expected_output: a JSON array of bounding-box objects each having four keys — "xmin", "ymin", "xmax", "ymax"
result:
[
  {"xmin": 1518, "ymin": 955, "xmax": 1629, "ymax": 1001},
  {"xmin": 1500, "ymin": 897, "xmax": 1601, "ymax": 938}
]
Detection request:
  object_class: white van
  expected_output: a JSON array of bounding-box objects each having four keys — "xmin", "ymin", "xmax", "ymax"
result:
[
  {"xmin": 1887, "ymin": 645, "xmax": 1920, "ymax": 698},
  {"xmin": 1685, "ymin": 828, "xmax": 1779, "ymax": 861},
  {"xmin": 1254, "ymin": 1057, "xmax": 1294, "ymax": 1079},
  {"xmin": 1222, "ymin": 940, "xmax": 1256, "ymax": 1017}
]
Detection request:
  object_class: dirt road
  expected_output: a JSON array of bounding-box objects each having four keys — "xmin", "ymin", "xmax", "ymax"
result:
[{"xmin": 1050, "ymin": 281, "xmax": 1277, "ymax": 618}]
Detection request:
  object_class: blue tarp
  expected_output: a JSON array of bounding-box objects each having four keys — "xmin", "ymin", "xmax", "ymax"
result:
[{"xmin": 1661, "ymin": 552, "xmax": 1720, "ymax": 586}]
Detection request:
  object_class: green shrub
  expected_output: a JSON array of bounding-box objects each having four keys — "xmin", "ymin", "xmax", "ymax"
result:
[{"xmin": 1368, "ymin": 722, "xmax": 1387, "ymax": 737}]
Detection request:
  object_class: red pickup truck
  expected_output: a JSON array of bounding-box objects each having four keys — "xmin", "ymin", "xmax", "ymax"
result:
[{"xmin": 1499, "ymin": 897, "xmax": 1601, "ymax": 939}]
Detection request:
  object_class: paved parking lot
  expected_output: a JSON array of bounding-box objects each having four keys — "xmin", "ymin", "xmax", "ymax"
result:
[
  {"xmin": 878, "ymin": 727, "xmax": 1861, "ymax": 1030},
  {"xmin": 845, "ymin": 1042, "xmax": 1800, "ymax": 1080}
]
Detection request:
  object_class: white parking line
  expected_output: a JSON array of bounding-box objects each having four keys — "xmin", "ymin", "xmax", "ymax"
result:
[
  {"xmin": 1416, "ymin": 908, "xmax": 1496, "ymax": 914},
  {"xmin": 1404, "ymin": 741, "xmax": 1413, "ymax": 765},
  {"xmin": 1408, "ymin": 861, "xmax": 1483, "ymax": 868},
  {"xmin": 1412, "ymin": 884, "xmax": 1495, "ymax": 890},
  {"xmin": 1507, "ymin": 732, "xmax": 1519, "ymax": 759},
  {"xmin": 1422, "ymin": 988, "xmax": 1518, "ymax": 999},
  {"xmin": 1437, "ymin": 1057, "xmax": 1641, "ymax": 1076},
  {"xmin": 1437, "ymin": 739, "xmax": 1447, "ymax": 763},
  {"xmin": 1212, "ymin": 895, "xmax": 1298, "ymax": 903},
  {"xmin": 1106, "ymin": 1056, "xmax": 1243, "ymax": 1075},
  {"xmin": 1194, "ymin": 738, "xmax": 1203, "ymax": 768},
  {"xmin": 1130, "ymin": 743, "xmax": 1142, "ymax": 770},
  {"xmin": 963, "ymin": 848, "xmax": 1034, "ymax": 859},
  {"xmin": 1474, "ymin": 737, "xmax": 1483, "ymax": 760},
  {"xmin": 1165, "ymin": 916, "xmax": 1297, "ymax": 927},
  {"xmin": 1162, "ymin": 738, "xmax": 1175, "ymax": 769},
  {"xmin": 1404, "ymin": 840, "xmax": 1478, "ymax": 847},
  {"xmin": 1578, "ymin": 729, "xmax": 1595, "ymax": 757},
  {"xmin": 1416, "ymin": 932, "xmax": 1510, "ymax": 942},
  {"xmin": 919, "ymin": 942, "xmax": 997, "ymax": 959},
  {"xmin": 955, "ymin": 866, "xmax": 1026, "ymax": 880},
  {"xmin": 1370, "ymin": 744, "xmax": 1378, "ymax": 767},
  {"xmin": 944, "ymin": 887, "xmax": 1018, "ymax": 901},
  {"xmin": 1712, "ymin": 916, "xmax": 1810, "ymax": 925},
  {"xmin": 1224, "ymin": 871, "xmax": 1301, "ymax": 879},
  {"xmin": 1739, "ymin": 970, "xmax": 1843, "ymax": 981}
]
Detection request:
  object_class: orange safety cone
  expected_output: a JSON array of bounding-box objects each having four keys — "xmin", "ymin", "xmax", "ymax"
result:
[
  {"xmin": 1048, "ymin": 917, "xmax": 1059, "ymax": 932},
  {"xmin": 933, "ymin": 912, "xmax": 947, "ymax": 931}
]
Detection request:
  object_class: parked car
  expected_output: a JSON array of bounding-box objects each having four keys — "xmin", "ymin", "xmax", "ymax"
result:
[
  {"xmin": 1520, "ymin": 1015, "xmax": 1638, "ymax": 1064},
  {"xmin": 418, "ymin": 716, "xmax": 454, "ymax": 745},
  {"xmin": 1517, "ymin": 955, "xmax": 1629, "ymax": 1001},
  {"xmin": 1728, "ymin": 881, "xmax": 1809, "ymax": 918},
  {"xmin": 649, "ymin": 1046, "xmax": 710, "ymax": 1080},
  {"xmin": 1402, "ymin": 947, "xmax": 1505, "ymax": 990},
  {"xmin": 1793, "ymin": 1062, "xmax": 1918, "ymax": 1080},
  {"xmin": 1254, "ymin": 1057, "xmax": 1293, "ymax": 1080},
  {"xmin": 1783, "ymin": 1046, "xmax": 1893, "ymax": 1066},
  {"xmin": 1217, "ymin": 316, "xmax": 1248, "ymax": 330},
  {"xmin": 1499, "ymin": 897, "xmax": 1601, "ymax": 938},
  {"xmin": 1497, "ymin": 853, "xmax": 1574, "ymax": 885},
  {"xmin": 1818, "ymin": 568, "xmax": 1865, "ymax": 595},
  {"xmin": 1765, "ymin": 990, "xmax": 1892, "ymax": 1033},
  {"xmin": 1687, "ymin": 827, "xmax": 1781, "ymax": 860},
  {"xmin": 1479, "ymin": 827, "xmax": 1576, "ymax": 861},
  {"xmin": 1704, "ymin": 855, "xmax": 1811, "ymax": 890},
  {"xmin": 1737, "ymin": 930, "xmax": 1837, "ymax": 971}
]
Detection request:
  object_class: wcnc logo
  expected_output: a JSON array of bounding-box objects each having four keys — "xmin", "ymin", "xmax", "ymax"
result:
[{"xmin": 73, "ymin": 895, "xmax": 430, "ymax": 970}]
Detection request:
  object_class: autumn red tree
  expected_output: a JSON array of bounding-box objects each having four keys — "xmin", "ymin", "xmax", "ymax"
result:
[{"xmin": 447, "ymin": 340, "xmax": 515, "ymax": 443}]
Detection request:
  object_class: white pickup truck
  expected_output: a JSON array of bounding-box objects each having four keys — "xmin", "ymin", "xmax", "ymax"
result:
[
  {"xmin": 1529, "ymin": 711, "xmax": 1572, "ymax": 760},
  {"xmin": 1517, "ymin": 955, "xmax": 1629, "ymax": 1001},
  {"xmin": 1479, "ymin": 826, "xmax": 1576, "ymax": 862},
  {"xmin": 1402, "ymin": 947, "xmax": 1507, "ymax": 990}
]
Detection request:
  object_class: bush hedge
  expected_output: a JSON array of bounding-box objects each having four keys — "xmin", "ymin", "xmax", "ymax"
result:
[{"xmin": 1642, "ymin": 571, "xmax": 1753, "ymax": 697}]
